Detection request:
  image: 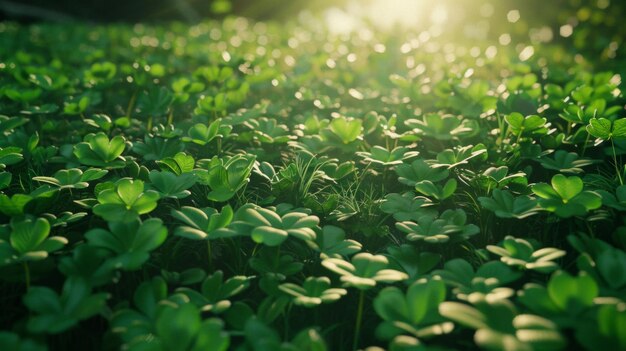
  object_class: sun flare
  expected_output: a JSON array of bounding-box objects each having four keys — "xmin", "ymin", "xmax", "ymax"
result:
[{"xmin": 325, "ymin": 0, "xmax": 449, "ymax": 34}]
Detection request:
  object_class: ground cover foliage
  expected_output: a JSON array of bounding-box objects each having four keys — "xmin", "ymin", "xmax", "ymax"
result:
[{"xmin": 0, "ymin": 10, "xmax": 625, "ymax": 351}]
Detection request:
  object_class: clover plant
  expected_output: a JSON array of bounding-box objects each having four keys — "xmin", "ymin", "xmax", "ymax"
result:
[{"xmin": 92, "ymin": 178, "xmax": 160, "ymax": 222}]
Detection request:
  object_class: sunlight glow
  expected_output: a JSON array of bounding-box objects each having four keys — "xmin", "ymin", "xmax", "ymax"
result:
[{"xmin": 325, "ymin": 0, "xmax": 449, "ymax": 34}]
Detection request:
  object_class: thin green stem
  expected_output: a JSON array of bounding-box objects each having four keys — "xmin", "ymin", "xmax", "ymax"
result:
[
  {"xmin": 352, "ymin": 289, "xmax": 365, "ymax": 351},
  {"xmin": 23, "ymin": 262, "xmax": 30, "ymax": 290},
  {"xmin": 126, "ymin": 89, "xmax": 138, "ymax": 120},
  {"xmin": 611, "ymin": 139, "xmax": 623, "ymax": 185},
  {"xmin": 167, "ymin": 109, "xmax": 174, "ymax": 126}
]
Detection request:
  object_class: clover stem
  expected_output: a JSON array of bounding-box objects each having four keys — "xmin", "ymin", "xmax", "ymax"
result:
[
  {"xmin": 23, "ymin": 262, "xmax": 30, "ymax": 290},
  {"xmin": 352, "ymin": 289, "xmax": 365, "ymax": 351},
  {"xmin": 515, "ymin": 130, "xmax": 523, "ymax": 145},
  {"xmin": 207, "ymin": 240, "xmax": 213, "ymax": 271},
  {"xmin": 611, "ymin": 139, "xmax": 623, "ymax": 185},
  {"xmin": 147, "ymin": 116, "xmax": 153, "ymax": 132},
  {"xmin": 581, "ymin": 132, "xmax": 590, "ymax": 157},
  {"xmin": 126, "ymin": 88, "xmax": 138, "ymax": 120},
  {"xmin": 167, "ymin": 109, "xmax": 174, "ymax": 126}
]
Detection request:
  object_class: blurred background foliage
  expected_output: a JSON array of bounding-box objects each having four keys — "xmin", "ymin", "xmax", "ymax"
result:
[{"xmin": 0, "ymin": 0, "xmax": 624, "ymax": 69}]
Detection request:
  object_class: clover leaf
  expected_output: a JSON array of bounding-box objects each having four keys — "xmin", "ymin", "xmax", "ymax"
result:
[
  {"xmin": 279, "ymin": 276, "xmax": 347, "ymax": 307},
  {"xmin": 153, "ymin": 303, "xmax": 230, "ymax": 351},
  {"xmin": 478, "ymin": 189, "xmax": 539, "ymax": 219},
  {"xmin": 326, "ymin": 116, "xmax": 363, "ymax": 144},
  {"xmin": 23, "ymin": 278, "xmax": 109, "ymax": 334},
  {"xmin": 197, "ymin": 155, "xmax": 255, "ymax": 202},
  {"xmin": 182, "ymin": 119, "xmax": 231, "ymax": 145},
  {"xmin": 538, "ymin": 150, "xmax": 599, "ymax": 174},
  {"xmin": 73, "ymin": 132, "xmax": 127, "ymax": 168},
  {"xmin": 356, "ymin": 146, "xmax": 419, "ymax": 167},
  {"xmin": 405, "ymin": 113, "xmax": 475, "ymax": 140},
  {"xmin": 505, "ymin": 112, "xmax": 548, "ymax": 136},
  {"xmin": 85, "ymin": 218, "xmax": 168, "ymax": 270},
  {"xmin": 597, "ymin": 184, "xmax": 626, "ymax": 211},
  {"xmin": 430, "ymin": 145, "xmax": 487, "ymax": 169},
  {"xmin": 576, "ymin": 303, "xmax": 626, "ymax": 351},
  {"xmin": 0, "ymin": 146, "xmax": 24, "ymax": 169},
  {"xmin": 373, "ymin": 277, "xmax": 453, "ymax": 341},
  {"xmin": 133, "ymin": 135, "xmax": 185, "ymax": 161},
  {"xmin": 249, "ymin": 247, "xmax": 303, "ymax": 280},
  {"xmin": 307, "ymin": 225, "xmax": 361, "ymax": 259},
  {"xmin": 486, "ymin": 236, "xmax": 565, "ymax": 273},
  {"xmin": 92, "ymin": 178, "xmax": 160, "ymax": 223},
  {"xmin": 322, "ymin": 252, "xmax": 408, "ymax": 290},
  {"xmin": 177, "ymin": 270, "xmax": 253, "ymax": 313},
  {"xmin": 395, "ymin": 159, "xmax": 449, "ymax": 187},
  {"xmin": 241, "ymin": 117, "xmax": 293, "ymax": 144},
  {"xmin": 156, "ymin": 152, "xmax": 195, "ymax": 175},
  {"xmin": 386, "ymin": 244, "xmax": 440, "ymax": 281},
  {"xmin": 33, "ymin": 168, "xmax": 108, "ymax": 190},
  {"xmin": 396, "ymin": 209, "xmax": 479, "ymax": 244},
  {"xmin": 148, "ymin": 170, "xmax": 197, "ymax": 199},
  {"xmin": 381, "ymin": 193, "xmax": 434, "ymax": 221},
  {"xmin": 0, "ymin": 331, "xmax": 46, "ymax": 351},
  {"xmin": 586, "ymin": 117, "xmax": 626, "ymax": 140},
  {"xmin": 172, "ymin": 205, "xmax": 236, "ymax": 240},
  {"xmin": 476, "ymin": 166, "xmax": 527, "ymax": 190},
  {"xmin": 439, "ymin": 297, "xmax": 565, "ymax": 351},
  {"xmin": 0, "ymin": 217, "xmax": 67, "ymax": 267},
  {"xmin": 110, "ymin": 277, "xmax": 168, "ymax": 345},
  {"xmin": 518, "ymin": 271, "xmax": 598, "ymax": 320},
  {"xmin": 231, "ymin": 205, "xmax": 319, "ymax": 246},
  {"xmin": 532, "ymin": 174, "xmax": 602, "ymax": 217},
  {"xmin": 433, "ymin": 259, "xmax": 522, "ymax": 301},
  {"xmin": 414, "ymin": 179, "xmax": 457, "ymax": 201}
]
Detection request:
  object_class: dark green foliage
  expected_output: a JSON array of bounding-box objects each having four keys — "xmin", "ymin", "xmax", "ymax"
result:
[{"xmin": 1, "ymin": 5, "xmax": 625, "ymax": 350}]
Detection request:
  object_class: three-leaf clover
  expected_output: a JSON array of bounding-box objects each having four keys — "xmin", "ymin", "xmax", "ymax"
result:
[
  {"xmin": 33, "ymin": 168, "xmax": 108, "ymax": 190},
  {"xmin": 231, "ymin": 205, "xmax": 319, "ymax": 246},
  {"xmin": 505, "ymin": 112, "xmax": 548, "ymax": 137},
  {"xmin": 586, "ymin": 117, "xmax": 626, "ymax": 140},
  {"xmin": 538, "ymin": 150, "xmax": 599, "ymax": 174},
  {"xmin": 197, "ymin": 155, "xmax": 255, "ymax": 202},
  {"xmin": 23, "ymin": 278, "xmax": 109, "ymax": 334},
  {"xmin": 85, "ymin": 218, "xmax": 168, "ymax": 270},
  {"xmin": 172, "ymin": 205, "xmax": 236, "ymax": 240},
  {"xmin": 73, "ymin": 132, "xmax": 127, "ymax": 168},
  {"xmin": 92, "ymin": 178, "xmax": 160, "ymax": 222},
  {"xmin": 322, "ymin": 252, "xmax": 408, "ymax": 290},
  {"xmin": 182, "ymin": 119, "xmax": 231, "ymax": 145},
  {"xmin": 439, "ymin": 297, "xmax": 565, "ymax": 351},
  {"xmin": 325, "ymin": 116, "xmax": 363, "ymax": 144},
  {"xmin": 153, "ymin": 303, "xmax": 230, "ymax": 351},
  {"xmin": 414, "ymin": 179, "xmax": 457, "ymax": 201},
  {"xmin": 532, "ymin": 174, "xmax": 602, "ymax": 217},
  {"xmin": 373, "ymin": 277, "xmax": 453, "ymax": 341},
  {"xmin": 518, "ymin": 271, "xmax": 598, "ymax": 319},
  {"xmin": 177, "ymin": 270, "xmax": 253, "ymax": 313},
  {"xmin": 278, "ymin": 276, "xmax": 347, "ymax": 307},
  {"xmin": 478, "ymin": 189, "xmax": 539, "ymax": 219},
  {"xmin": 380, "ymin": 192, "xmax": 435, "ymax": 221},
  {"xmin": 356, "ymin": 146, "xmax": 419, "ymax": 167},
  {"xmin": 0, "ymin": 217, "xmax": 67, "ymax": 267},
  {"xmin": 395, "ymin": 159, "xmax": 449, "ymax": 187},
  {"xmin": 307, "ymin": 225, "xmax": 361, "ymax": 259},
  {"xmin": 433, "ymin": 259, "xmax": 522, "ymax": 301},
  {"xmin": 486, "ymin": 236, "xmax": 565, "ymax": 273},
  {"xmin": 148, "ymin": 170, "xmax": 197, "ymax": 199},
  {"xmin": 396, "ymin": 209, "xmax": 479, "ymax": 244}
]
